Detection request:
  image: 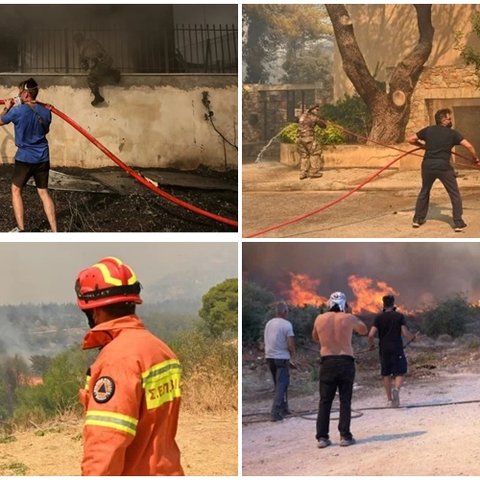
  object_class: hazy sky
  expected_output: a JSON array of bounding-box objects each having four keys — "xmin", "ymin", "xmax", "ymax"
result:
[{"xmin": 0, "ymin": 242, "xmax": 237, "ymax": 305}]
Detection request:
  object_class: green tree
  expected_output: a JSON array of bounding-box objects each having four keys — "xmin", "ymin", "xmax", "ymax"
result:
[
  {"xmin": 243, "ymin": 5, "xmax": 332, "ymax": 83},
  {"xmin": 198, "ymin": 278, "xmax": 238, "ymax": 338},
  {"xmin": 420, "ymin": 294, "xmax": 475, "ymax": 338},
  {"xmin": 242, "ymin": 281, "xmax": 275, "ymax": 343}
]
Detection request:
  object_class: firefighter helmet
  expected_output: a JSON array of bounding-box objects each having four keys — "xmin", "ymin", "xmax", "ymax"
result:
[{"xmin": 75, "ymin": 257, "xmax": 143, "ymax": 310}]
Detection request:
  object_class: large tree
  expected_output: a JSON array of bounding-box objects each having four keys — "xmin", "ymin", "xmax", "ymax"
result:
[{"xmin": 326, "ymin": 4, "xmax": 434, "ymax": 143}]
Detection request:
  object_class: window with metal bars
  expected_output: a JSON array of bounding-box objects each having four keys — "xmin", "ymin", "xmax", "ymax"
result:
[{"xmin": 12, "ymin": 24, "xmax": 237, "ymax": 75}]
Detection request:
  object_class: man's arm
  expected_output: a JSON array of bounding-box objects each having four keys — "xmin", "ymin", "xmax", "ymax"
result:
[
  {"xmin": 460, "ymin": 138, "xmax": 480, "ymax": 164},
  {"xmin": 352, "ymin": 317, "xmax": 368, "ymax": 336},
  {"xmin": 312, "ymin": 318, "xmax": 319, "ymax": 344},
  {"xmin": 406, "ymin": 133, "xmax": 425, "ymax": 149},
  {"xmin": 401, "ymin": 325, "xmax": 417, "ymax": 343},
  {"xmin": 0, "ymin": 98, "xmax": 14, "ymax": 126},
  {"xmin": 368, "ymin": 325, "xmax": 378, "ymax": 350},
  {"xmin": 287, "ymin": 335, "xmax": 296, "ymax": 359}
]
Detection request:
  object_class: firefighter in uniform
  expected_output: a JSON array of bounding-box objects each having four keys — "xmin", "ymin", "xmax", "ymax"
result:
[
  {"xmin": 296, "ymin": 104, "xmax": 327, "ymax": 180},
  {"xmin": 73, "ymin": 33, "xmax": 121, "ymax": 106},
  {"xmin": 75, "ymin": 257, "xmax": 184, "ymax": 476}
]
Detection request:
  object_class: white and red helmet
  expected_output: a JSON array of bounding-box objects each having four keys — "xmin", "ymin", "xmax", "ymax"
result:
[{"xmin": 75, "ymin": 257, "xmax": 142, "ymax": 310}]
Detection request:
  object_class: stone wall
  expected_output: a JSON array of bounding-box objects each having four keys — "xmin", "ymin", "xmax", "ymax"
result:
[
  {"xmin": 407, "ymin": 65, "xmax": 479, "ymax": 131},
  {"xmin": 0, "ymin": 74, "xmax": 237, "ymax": 171}
]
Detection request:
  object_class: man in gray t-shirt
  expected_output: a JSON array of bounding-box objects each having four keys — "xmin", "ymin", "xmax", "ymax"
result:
[{"xmin": 264, "ymin": 301, "xmax": 296, "ymax": 422}]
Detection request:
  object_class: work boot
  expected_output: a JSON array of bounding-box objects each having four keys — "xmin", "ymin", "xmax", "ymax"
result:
[{"xmin": 91, "ymin": 94, "xmax": 105, "ymax": 106}]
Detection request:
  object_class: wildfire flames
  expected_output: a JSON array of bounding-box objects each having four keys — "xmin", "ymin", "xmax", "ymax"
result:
[
  {"xmin": 283, "ymin": 273, "xmax": 327, "ymax": 307},
  {"xmin": 284, "ymin": 272, "xmax": 407, "ymax": 313},
  {"xmin": 348, "ymin": 274, "xmax": 398, "ymax": 312}
]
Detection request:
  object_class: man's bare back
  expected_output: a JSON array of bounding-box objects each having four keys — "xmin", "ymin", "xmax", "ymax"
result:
[{"xmin": 312, "ymin": 311, "xmax": 367, "ymax": 356}]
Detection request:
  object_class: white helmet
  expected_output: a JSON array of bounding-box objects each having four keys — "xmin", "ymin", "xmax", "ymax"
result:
[{"xmin": 328, "ymin": 291, "xmax": 347, "ymax": 312}]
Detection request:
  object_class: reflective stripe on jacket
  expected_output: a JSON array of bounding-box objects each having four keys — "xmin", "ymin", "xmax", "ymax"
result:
[{"xmin": 79, "ymin": 314, "xmax": 184, "ymax": 476}]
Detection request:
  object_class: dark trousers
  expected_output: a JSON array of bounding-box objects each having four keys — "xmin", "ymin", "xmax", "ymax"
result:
[
  {"xmin": 414, "ymin": 167, "xmax": 463, "ymax": 224},
  {"xmin": 316, "ymin": 355, "xmax": 355, "ymax": 440},
  {"xmin": 266, "ymin": 358, "xmax": 290, "ymax": 415}
]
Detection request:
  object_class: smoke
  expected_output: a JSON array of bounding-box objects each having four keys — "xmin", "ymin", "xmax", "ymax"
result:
[{"xmin": 243, "ymin": 243, "xmax": 480, "ymax": 310}]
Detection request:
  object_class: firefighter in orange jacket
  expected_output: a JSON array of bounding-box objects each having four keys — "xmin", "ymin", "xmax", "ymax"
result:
[{"xmin": 75, "ymin": 256, "xmax": 184, "ymax": 476}]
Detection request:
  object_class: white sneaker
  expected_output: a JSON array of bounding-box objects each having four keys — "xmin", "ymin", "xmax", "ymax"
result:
[{"xmin": 9, "ymin": 227, "xmax": 24, "ymax": 232}]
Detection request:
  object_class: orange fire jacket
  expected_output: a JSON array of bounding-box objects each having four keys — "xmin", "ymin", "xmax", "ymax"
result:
[{"xmin": 79, "ymin": 314, "xmax": 184, "ymax": 476}]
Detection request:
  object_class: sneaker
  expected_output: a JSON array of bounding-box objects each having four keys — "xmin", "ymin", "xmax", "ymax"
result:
[
  {"xmin": 412, "ymin": 218, "xmax": 426, "ymax": 228},
  {"xmin": 392, "ymin": 388, "xmax": 400, "ymax": 408},
  {"xmin": 454, "ymin": 221, "xmax": 467, "ymax": 232},
  {"xmin": 9, "ymin": 227, "xmax": 24, "ymax": 232},
  {"xmin": 309, "ymin": 173, "xmax": 323, "ymax": 178},
  {"xmin": 386, "ymin": 400, "xmax": 394, "ymax": 408},
  {"xmin": 299, "ymin": 173, "xmax": 308, "ymax": 180},
  {"xmin": 317, "ymin": 438, "xmax": 332, "ymax": 448},
  {"xmin": 340, "ymin": 437, "xmax": 356, "ymax": 447}
]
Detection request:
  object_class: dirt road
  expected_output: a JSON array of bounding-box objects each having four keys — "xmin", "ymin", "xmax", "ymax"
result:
[
  {"xmin": 243, "ymin": 373, "xmax": 480, "ymax": 475},
  {"xmin": 0, "ymin": 411, "xmax": 238, "ymax": 476},
  {"xmin": 243, "ymin": 162, "xmax": 480, "ymax": 238}
]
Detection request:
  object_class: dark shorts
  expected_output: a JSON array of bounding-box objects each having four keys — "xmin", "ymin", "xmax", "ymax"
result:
[
  {"xmin": 12, "ymin": 160, "xmax": 50, "ymax": 189},
  {"xmin": 380, "ymin": 350, "xmax": 407, "ymax": 377}
]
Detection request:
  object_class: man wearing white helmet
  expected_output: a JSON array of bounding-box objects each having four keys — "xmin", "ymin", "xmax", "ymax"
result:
[{"xmin": 312, "ymin": 292, "xmax": 367, "ymax": 448}]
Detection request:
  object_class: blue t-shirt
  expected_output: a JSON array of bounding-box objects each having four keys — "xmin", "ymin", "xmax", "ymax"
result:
[{"xmin": 2, "ymin": 103, "xmax": 51, "ymax": 163}]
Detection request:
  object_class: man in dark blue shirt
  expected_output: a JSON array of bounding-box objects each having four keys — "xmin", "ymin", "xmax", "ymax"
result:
[
  {"xmin": 407, "ymin": 108, "xmax": 479, "ymax": 232},
  {"xmin": 0, "ymin": 78, "xmax": 57, "ymax": 232}
]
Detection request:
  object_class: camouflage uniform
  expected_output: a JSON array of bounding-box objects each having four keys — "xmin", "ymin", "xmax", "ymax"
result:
[
  {"xmin": 77, "ymin": 37, "xmax": 121, "ymax": 106},
  {"xmin": 296, "ymin": 107, "xmax": 326, "ymax": 179}
]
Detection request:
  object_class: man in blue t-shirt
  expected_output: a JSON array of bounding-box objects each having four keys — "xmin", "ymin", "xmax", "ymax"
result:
[
  {"xmin": 0, "ymin": 78, "xmax": 57, "ymax": 232},
  {"xmin": 368, "ymin": 295, "xmax": 416, "ymax": 408},
  {"xmin": 407, "ymin": 108, "xmax": 480, "ymax": 232}
]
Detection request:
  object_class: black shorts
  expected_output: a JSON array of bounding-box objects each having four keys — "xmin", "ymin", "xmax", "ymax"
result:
[
  {"xmin": 379, "ymin": 350, "xmax": 407, "ymax": 377},
  {"xmin": 12, "ymin": 160, "xmax": 50, "ymax": 189}
]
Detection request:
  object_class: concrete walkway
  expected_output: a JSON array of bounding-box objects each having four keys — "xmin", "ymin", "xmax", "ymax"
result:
[{"xmin": 242, "ymin": 162, "xmax": 480, "ymax": 238}]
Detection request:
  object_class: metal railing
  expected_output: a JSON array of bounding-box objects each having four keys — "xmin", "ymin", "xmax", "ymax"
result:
[{"xmin": 17, "ymin": 24, "xmax": 237, "ymax": 74}]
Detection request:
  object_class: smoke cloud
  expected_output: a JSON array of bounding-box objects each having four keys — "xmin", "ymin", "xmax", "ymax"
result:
[{"xmin": 243, "ymin": 242, "xmax": 480, "ymax": 310}]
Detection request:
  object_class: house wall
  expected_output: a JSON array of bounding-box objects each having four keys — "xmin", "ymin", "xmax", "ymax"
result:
[
  {"xmin": 0, "ymin": 74, "xmax": 237, "ymax": 171},
  {"xmin": 333, "ymin": 4, "xmax": 480, "ymax": 100}
]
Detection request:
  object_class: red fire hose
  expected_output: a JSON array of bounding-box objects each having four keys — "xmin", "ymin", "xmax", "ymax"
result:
[
  {"xmin": 1, "ymin": 100, "xmax": 238, "ymax": 228},
  {"xmin": 247, "ymin": 117, "xmax": 480, "ymax": 237},
  {"xmin": 247, "ymin": 147, "xmax": 421, "ymax": 238}
]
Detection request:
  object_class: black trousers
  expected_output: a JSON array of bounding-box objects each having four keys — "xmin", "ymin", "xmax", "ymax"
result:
[
  {"xmin": 414, "ymin": 167, "xmax": 463, "ymax": 224},
  {"xmin": 316, "ymin": 355, "xmax": 355, "ymax": 440}
]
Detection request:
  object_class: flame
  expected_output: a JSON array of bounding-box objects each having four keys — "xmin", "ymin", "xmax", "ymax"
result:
[
  {"xmin": 348, "ymin": 274, "xmax": 398, "ymax": 312},
  {"xmin": 284, "ymin": 272, "xmax": 327, "ymax": 307}
]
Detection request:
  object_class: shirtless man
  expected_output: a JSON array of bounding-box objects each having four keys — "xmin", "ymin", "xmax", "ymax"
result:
[{"xmin": 312, "ymin": 292, "xmax": 367, "ymax": 448}]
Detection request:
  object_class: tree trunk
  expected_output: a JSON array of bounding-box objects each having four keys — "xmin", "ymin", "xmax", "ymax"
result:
[{"xmin": 326, "ymin": 4, "xmax": 433, "ymax": 144}]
